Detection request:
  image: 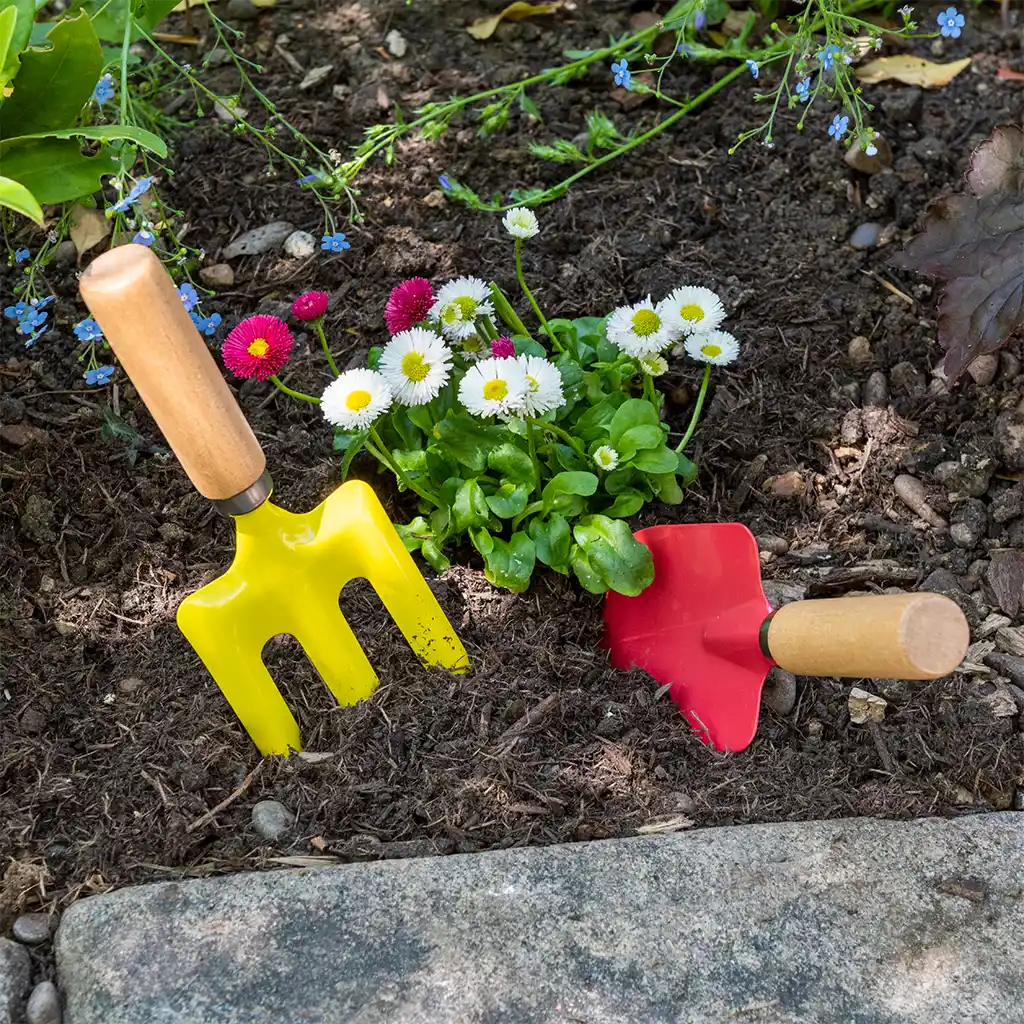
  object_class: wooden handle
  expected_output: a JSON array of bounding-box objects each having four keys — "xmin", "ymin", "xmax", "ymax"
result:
[
  {"xmin": 766, "ymin": 593, "xmax": 969, "ymax": 679},
  {"xmin": 79, "ymin": 245, "xmax": 265, "ymax": 501}
]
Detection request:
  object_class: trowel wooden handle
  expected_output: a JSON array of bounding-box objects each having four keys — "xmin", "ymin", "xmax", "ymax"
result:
[
  {"xmin": 766, "ymin": 593, "xmax": 969, "ymax": 680},
  {"xmin": 80, "ymin": 245, "xmax": 265, "ymax": 502}
]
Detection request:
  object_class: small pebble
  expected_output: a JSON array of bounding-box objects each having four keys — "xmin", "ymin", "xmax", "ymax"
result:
[
  {"xmin": 991, "ymin": 485, "xmax": 1022, "ymax": 524},
  {"xmin": 1014, "ymin": 789, "xmax": 1024, "ymax": 812},
  {"xmin": 222, "ymin": 221, "xmax": 295, "ymax": 259},
  {"xmin": 849, "ymin": 222, "xmax": 882, "ymax": 250},
  {"xmin": 994, "ymin": 410, "xmax": 1024, "ymax": 471},
  {"xmin": 844, "ymin": 133, "xmax": 892, "ymax": 174},
  {"xmin": 199, "ymin": 263, "xmax": 235, "ymax": 288},
  {"xmin": 299, "ymin": 64, "xmax": 334, "ymax": 91},
  {"xmin": 766, "ymin": 470, "xmax": 804, "ymax": 499},
  {"xmin": 839, "ymin": 381, "xmax": 861, "ymax": 406},
  {"xmin": 52, "ymin": 240, "xmax": 77, "ymax": 266},
  {"xmin": 756, "ymin": 535, "xmax": 789, "ymax": 556},
  {"xmin": 967, "ymin": 353, "xmax": 999, "ymax": 386},
  {"xmin": 226, "ymin": 0, "xmax": 260, "ymax": 20},
  {"xmin": 13, "ymin": 914, "xmax": 52, "ymax": 945},
  {"xmin": 999, "ymin": 350, "xmax": 1021, "ymax": 381},
  {"xmin": 384, "ymin": 28, "xmax": 408, "ymax": 57},
  {"xmin": 950, "ymin": 499, "xmax": 988, "ymax": 550},
  {"xmin": 26, "ymin": 980, "xmax": 61, "ymax": 1024},
  {"xmin": 0, "ymin": 394, "xmax": 26, "ymax": 424},
  {"xmin": 158, "ymin": 522, "xmax": 187, "ymax": 544},
  {"xmin": 251, "ymin": 800, "xmax": 295, "ymax": 841},
  {"xmin": 118, "ymin": 676, "xmax": 143, "ymax": 693},
  {"xmin": 283, "ymin": 230, "xmax": 316, "ymax": 259},
  {"xmin": 889, "ymin": 361, "xmax": 925, "ymax": 395},
  {"xmin": 762, "ymin": 668, "xmax": 797, "ymax": 716},
  {"xmin": 847, "ymin": 336, "xmax": 872, "ymax": 364},
  {"xmin": 894, "ymin": 474, "xmax": 947, "ymax": 529},
  {"xmin": 863, "ymin": 370, "xmax": 889, "ymax": 408}
]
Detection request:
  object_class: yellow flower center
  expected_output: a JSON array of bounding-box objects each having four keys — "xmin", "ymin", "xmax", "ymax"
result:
[
  {"xmin": 483, "ymin": 379, "xmax": 508, "ymax": 402},
  {"xmin": 631, "ymin": 308, "xmax": 660, "ymax": 337},
  {"xmin": 247, "ymin": 337, "xmax": 269, "ymax": 357},
  {"xmin": 442, "ymin": 296, "xmax": 477, "ymax": 324},
  {"xmin": 680, "ymin": 303, "xmax": 704, "ymax": 322},
  {"xmin": 401, "ymin": 351, "xmax": 430, "ymax": 382},
  {"xmin": 526, "ymin": 374, "xmax": 539, "ymax": 393},
  {"xmin": 346, "ymin": 389, "xmax": 372, "ymax": 411},
  {"xmin": 701, "ymin": 344, "xmax": 722, "ymax": 358}
]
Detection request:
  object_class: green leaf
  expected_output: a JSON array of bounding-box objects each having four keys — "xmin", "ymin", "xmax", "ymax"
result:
[
  {"xmin": 1, "ymin": 136, "xmax": 117, "ymax": 204},
  {"xmin": 570, "ymin": 543, "xmax": 606, "ymax": 594},
  {"xmin": 513, "ymin": 334, "xmax": 547, "ymax": 358},
  {"xmin": 421, "ymin": 540, "xmax": 450, "ymax": 572},
  {"xmin": 529, "ymin": 513, "xmax": 571, "ymax": 573},
  {"xmin": 1, "ymin": 13, "xmax": 102, "ymax": 138},
  {"xmin": 0, "ymin": 124, "xmax": 167, "ymax": 158},
  {"xmin": 0, "ymin": 173, "xmax": 43, "ymax": 224},
  {"xmin": 481, "ymin": 532, "xmax": 535, "ymax": 593},
  {"xmin": 487, "ymin": 442, "xmax": 536, "ymax": 488},
  {"xmin": 489, "ymin": 281, "xmax": 530, "ymax": 337},
  {"xmin": 631, "ymin": 445, "xmax": 678, "ymax": 474},
  {"xmin": 553, "ymin": 443, "xmax": 586, "ymax": 472},
  {"xmin": 651, "ymin": 472, "xmax": 684, "ymax": 505},
  {"xmin": 573, "ymin": 399, "xmax": 620, "ymax": 442},
  {"xmin": 395, "ymin": 516, "xmax": 431, "ymax": 554},
  {"xmin": 405, "ymin": 403, "xmax": 434, "ymax": 435},
  {"xmin": 469, "ymin": 525, "xmax": 493, "ymax": 556},
  {"xmin": 70, "ymin": 0, "xmax": 179, "ymax": 43},
  {"xmin": 519, "ymin": 91, "xmax": 541, "ymax": 120},
  {"xmin": 677, "ymin": 452, "xmax": 698, "ymax": 486},
  {"xmin": 452, "ymin": 478, "xmax": 491, "ymax": 532},
  {"xmin": 541, "ymin": 471, "xmax": 598, "ymax": 514},
  {"xmin": 571, "ymin": 316, "xmax": 608, "ymax": 343},
  {"xmin": 609, "ymin": 398, "xmax": 661, "ymax": 447},
  {"xmin": 339, "ymin": 429, "xmax": 369, "ymax": 479},
  {"xmin": 616, "ymin": 424, "xmax": 664, "ymax": 460},
  {"xmin": 528, "ymin": 139, "xmax": 587, "ymax": 164},
  {"xmin": 0, "ymin": 0, "xmax": 33, "ymax": 90},
  {"xmin": 572, "ymin": 514, "xmax": 654, "ymax": 596},
  {"xmin": 435, "ymin": 414, "xmax": 508, "ymax": 473},
  {"xmin": 602, "ymin": 489, "xmax": 645, "ymax": 518},
  {"xmin": 486, "ymin": 482, "xmax": 530, "ymax": 518}
]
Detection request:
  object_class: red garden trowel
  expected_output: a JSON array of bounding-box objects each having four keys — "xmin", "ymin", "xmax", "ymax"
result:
[{"xmin": 603, "ymin": 524, "xmax": 969, "ymax": 752}]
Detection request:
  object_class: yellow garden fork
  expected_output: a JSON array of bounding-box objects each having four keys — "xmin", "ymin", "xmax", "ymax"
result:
[{"xmin": 80, "ymin": 245, "xmax": 468, "ymax": 756}]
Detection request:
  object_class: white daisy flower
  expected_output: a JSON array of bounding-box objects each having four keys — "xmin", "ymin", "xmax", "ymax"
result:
[
  {"xmin": 593, "ymin": 445, "xmax": 620, "ymax": 472},
  {"xmin": 606, "ymin": 297, "xmax": 677, "ymax": 357},
  {"xmin": 514, "ymin": 355, "xmax": 565, "ymax": 416},
  {"xmin": 684, "ymin": 330, "xmax": 740, "ymax": 366},
  {"xmin": 460, "ymin": 334, "xmax": 489, "ymax": 361},
  {"xmin": 321, "ymin": 368, "xmax": 393, "ymax": 430},
  {"xmin": 429, "ymin": 276, "xmax": 495, "ymax": 341},
  {"xmin": 639, "ymin": 353, "xmax": 668, "ymax": 377},
  {"xmin": 659, "ymin": 285, "xmax": 726, "ymax": 336},
  {"xmin": 458, "ymin": 356, "xmax": 528, "ymax": 418},
  {"xmin": 502, "ymin": 207, "xmax": 540, "ymax": 240},
  {"xmin": 378, "ymin": 327, "xmax": 453, "ymax": 406}
]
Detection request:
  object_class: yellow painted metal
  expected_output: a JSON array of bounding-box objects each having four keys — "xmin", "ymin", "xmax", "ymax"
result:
[{"xmin": 177, "ymin": 479, "xmax": 469, "ymax": 756}]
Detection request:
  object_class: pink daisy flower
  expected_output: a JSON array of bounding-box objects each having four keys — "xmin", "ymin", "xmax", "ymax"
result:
[
  {"xmin": 222, "ymin": 315, "xmax": 293, "ymax": 381},
  {"xmin": 491, "ymin": 336, "xmax": 516, "ymax": 359},
  {"xmin": 292, "ymin": 290, "xmax": 329, "ymax": 321},
  {"xmin": 384, "ymin": 277, "xmax": 435, "ymax": 335}
]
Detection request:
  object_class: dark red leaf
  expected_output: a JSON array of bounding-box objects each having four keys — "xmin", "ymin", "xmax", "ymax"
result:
[{"xmin": 967, "ymin": 123, "xmax": 1024, "ymax": 198}]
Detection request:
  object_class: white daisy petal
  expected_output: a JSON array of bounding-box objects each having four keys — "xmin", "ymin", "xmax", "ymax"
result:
[
  {"xmin": 605, "ymin": 297, "xmax": 677, "ymax": 357},
  {"xmin": 684, "ymin": 329, "xmax": 740, "ymax": 366},
  {"xmin": 458, "ymin": 356, "xmax": 528, "ymax": 418},
  {"xmin": 514, "ymin": 355, "xmax": 565, "ymax": 416},
  {"xmin": 659, "ymin": 285, "xmax": 726, "ymax": 336},
  {"xmin": 428, "ymin": 276, "xmax": 495, "ymax": 340},
  {"xmin": 593, "ymin": 445, "xmax": 620, "ymax": 472},
  {"xmin": 321, "ymin": 368, "xmax": 393, "ymax": 430},
  {"xmin": 378, "ymin": 326, "xmax": 453, "ymax": 406},
  {"xmin": 502, "ymin": 207, "xmax": 540, "ymax": 240}
]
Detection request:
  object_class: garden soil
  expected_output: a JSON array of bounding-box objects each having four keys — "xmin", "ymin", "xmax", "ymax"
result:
[{"xmin": 2, "ymin": 0, "xmax": 1023, "ymax": 924}]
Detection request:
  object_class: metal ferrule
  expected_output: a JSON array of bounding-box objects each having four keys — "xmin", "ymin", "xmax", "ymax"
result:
[
  {"xmin": 213, "ymin": 469, "xmax": 273, "ymax": 517},
  {"xmin": 758, "ymin": 611, "xmax": 776, "ymax": 660}
]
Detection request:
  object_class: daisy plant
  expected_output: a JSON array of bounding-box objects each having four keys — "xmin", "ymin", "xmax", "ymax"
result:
[{"xmin": 221, "ymin": 210, "xmax": 739, "ymax": 595}]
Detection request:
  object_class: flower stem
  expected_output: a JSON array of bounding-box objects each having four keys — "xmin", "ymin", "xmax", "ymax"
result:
[
  {"xmin": 675, "ymin": 364, "xmax": 712, "ymax": 453},
  {"xmin": 369, "ymin": 426, "xmax": 443, "ymax": 507},
  {"xmin": 270, "ymin": 376, "xmax": 320, "ymax": 403},
  {"xmin": 526, "ymin": 422, "xmax": 542, "ymax": 495},
  {"xmin": 314, "ymin": 319, "xmax": 339, "ymax": 376},
  {"xmin": 515, "ymin": 238, "xmax": 560, "ymax": 352},
  {"xmin": 642, "ymin": 373, "xmax": 655, "ymax": 404},
  {"xmin": 528, "ymin": 417, "xmax": 586, "ymax": 459}
]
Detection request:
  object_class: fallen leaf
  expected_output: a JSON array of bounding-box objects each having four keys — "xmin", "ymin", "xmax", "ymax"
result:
[
  {"xmin": 855, "ymin": 55, "xmax": 972, "ymax": 88},
  {"xmin": 996, "ymin": 65, "xmax": 1024, "ymax": 82},
  {"xmin": 69, "ymin": 204, "xmax": 110, "ymax": 256},
  {"xmin": 467, "ymin": 1, "xmax": 557, "ymax": 41},
  {"xmin": 636, "ymin": 816, "xmax": 695, "ymax": 835}
]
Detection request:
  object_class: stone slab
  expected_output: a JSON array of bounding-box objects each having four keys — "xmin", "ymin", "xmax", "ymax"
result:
[
  {"xmin": 56, "ymin": 814, "xmax": 1023, "ymax": 1024},
  {"xmin": 0, "ymin": 938, "xmax": 30, "ymax": 1024}
]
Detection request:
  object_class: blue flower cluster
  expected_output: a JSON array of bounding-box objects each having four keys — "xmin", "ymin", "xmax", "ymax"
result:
[
  {"xmin": 74, "ymin": 318, "xmax": 103, "ymax": 342},
  {"xmin": 107, "ymin": 176, "xmax": 153, "ymax": 216},
  {"xmin": 4, "ymin": 295, "xmax": 53, "ymax": 347}
]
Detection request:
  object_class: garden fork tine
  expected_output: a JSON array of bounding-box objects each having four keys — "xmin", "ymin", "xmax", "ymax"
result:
[{"xmin": 80, "ymin": 244, "xmax": 469, "ymax": 756}]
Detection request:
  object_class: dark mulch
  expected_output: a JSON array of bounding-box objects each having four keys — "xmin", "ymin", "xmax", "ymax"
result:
[{"xmin": 1, "ymin": 0, "xmax": 1022, "ymax": 925}]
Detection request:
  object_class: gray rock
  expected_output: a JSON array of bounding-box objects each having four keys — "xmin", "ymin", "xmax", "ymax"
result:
[
  {"xmin": 994, "ymin": 410, "xmax": 1024, "ymax": 471},
  {"xmin": 762, "ymin": 667, "xmax": 797, "ymax": 715},
  {"xmin": 0, "ymin": 939, "xmax": 30, "ymax": 1024},
  {"xmin": 950, "ymin": 499, "xmax": 988, "ymax": 550},
  {"xmin": 26, "ymin": 980, "xmax": 61, "ymax": 1024},
  {"xmin": 222, "ymin": 221, "xmax": 295, "ymax": 260},
  {"xmin": 933, "ymin": 456, "xmax": 993, "ymax": 498},
  {"xmin": 911, "ymin": 135, "xmax": 946, "ymax": 163},
  {"xmin": 761, "ymin": 579, "xmax": 807, "ymax": 607},
  {"xmin": 983, "ymin": 652, "xmax": 1024, "ymax": 689},
  {"xmin": 882, "ymin": 86, "xmax": 923, "ymax": 125},
  {"xmin": 999, "ymin": 350, "xmax": 1021, "ymax": 381},
  {"xmin": 920, "ymin": 568, "xmax": 980, "ymax": 628},
  {"xmin": 0, "ymin": 395, "xmax": 26, "ymax": 424},
  {"xmin": 52, "ymin": 240, "xmax": 78, "ymax": 267},
  {"xmin": 990, "ymin": 484, "xmax": 1022, "ymax": 525},
  {"xmin": 863, "ymin": 370, "xmax": 889, "ymax": 408},
  {"xmin": 282, "ymin": 230, "xmax": 316, "ymax": 259},
  {"xmin": 54, "ymin": 816, "xmax": 1024, "ymax": 1024},
  {"xmin": 849, "ymin": 222, "xmax": 882, "ymax": 249},
  {"xmin": 755, "ymin": 535, "xmax": 789, "ymax": 556},
  {"xmin": 384, "ymin": 28, "xmax": 408, "ymax": 57},
  {"xmin": 299, "ymin": 64, "xmax": 334, "ymax": 91},
  {"xmin": 199, "ymin": 263, "xmax": 234, "ymax": 289},
  {"xmin": 250, "ymin": 800, "xmax": 295, "ymax": 841},
  {"xmin": 14, "ymin": 913, "xmax": 53, "ymax": 945},
  {"xmin": 967, "ymin": 353, "xmax": 999, "ymax": 386},
  {"xmin": 847, "ymin": 336, "xmax": 871, "ymax": 364},
  {"xmin": 986, "ymin": 549, "xmax": 1024, "ymax": 617},
  {"xmin": 226, "ymin": 0, "xmax": 260, "ymax": 21}
]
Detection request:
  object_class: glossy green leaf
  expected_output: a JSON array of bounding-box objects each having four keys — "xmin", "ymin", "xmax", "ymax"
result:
[
  {"xmin": 541, "ymin": 471, "xmax": 598, "ymax": 514},
  {"xmin": 469, "ymin": 525, "xmax": 493, "ymax": 557},
  {"xmin": 339, "ymin": 429, "xmax": 369, "ymax": 480},
  {"xmin": 651, "ymin": 472, "xmax": 684, "ymax": 505},
  {"xmin": 1, "ymin": 136, "xmax": 117, "ymax": 204},
  {"xmin": 486, "ymin": 482, "xmax": 530, "ymax": 518},
  {"xmin": 1, "ymin": 13, "xmax": 102, "ymax": 138},
  {"xmin": 572, "ymin": 514, "xmax": 654, "ymax": 596},
  {"xmin": 0, "ymin": 173, "xmax": 43, "ymax": 224},
  {"xmin": 453, "ymin": 478, "xmax": 491, "ymax": 532},
  {"xmin": 609, "ymin": 398, "xmax": 661, "ymax": 447},
  {"xmin": 395, "ymin": 516, "xmax": 431, "ymax": 554},
  {"xmin": 529, "ymin": 513, "xmax": 571, "ymax": 573},
  {"xmin": 421, "ymin": 540, "xmax": 450, "ymax": 572},
  {"xmin": 631, "ymin": 445, "xmax": 678, "ymax": 474},
  {"xmin": 0, "ymin": 124, "xmax": 167, "ymax": 158},
  {"xmin": 70, "ymin": 0, "xmax": 179, "ymax": 43},
  {"xmin": 487, "ymin": 442, "xmax": 536, "ymax": 488},
  {"xmin": 602, "ymin": 489, "xmax": 645, "ymax": 518},
  {"xmin": 435, "ymin": 414, "xmax": 509, "ymax": 473},
  {"xmin": 677, "ymin": 452, "xmax": 698, "ymax": 486},
  {"xmin": 616, "ymin": 424, "xmax": 664, "ymax": 460},
  {"xmin": 481, "ymin": 532, "xmax": 535, "ymax": 593}
]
